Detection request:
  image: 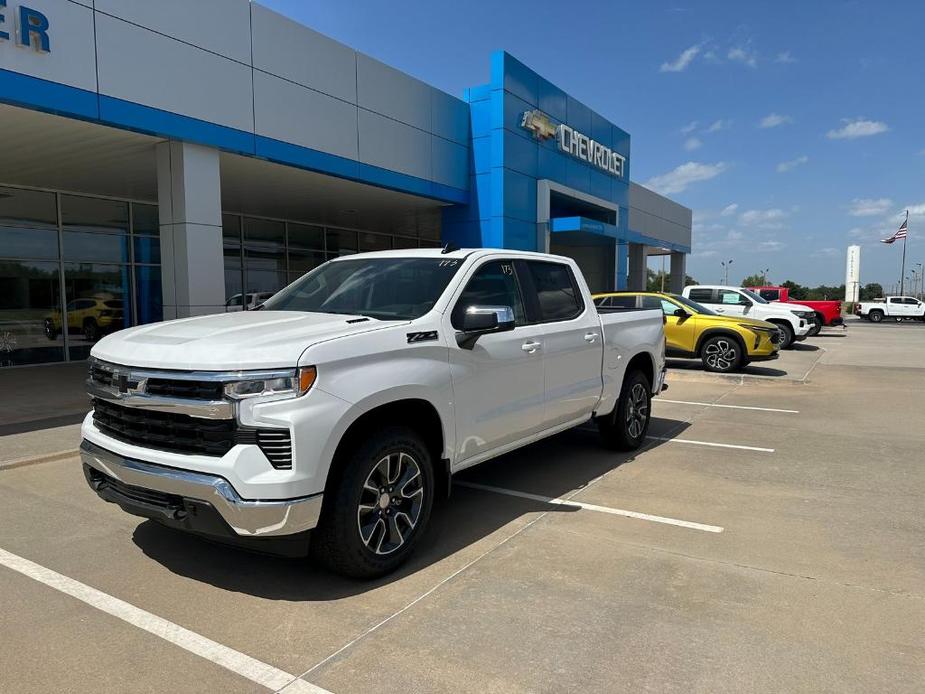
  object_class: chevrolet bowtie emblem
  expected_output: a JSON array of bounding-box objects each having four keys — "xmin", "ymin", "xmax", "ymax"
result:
[
  {"xmin": 115, "ymin": 373, "xmax": 130, "ymax": 394},
  {"xmin": 521, "ymin": 109, "xmax": 557, "ymax": 141}
]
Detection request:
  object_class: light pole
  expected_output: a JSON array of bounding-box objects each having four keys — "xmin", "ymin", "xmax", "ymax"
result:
[
  {"xmin": 721, "ymin": 259, "xmax": 733, "ymax": 285},
  {"xmin": 762, "ymin": 267, "xmax": 770, "ymax": 285},
  {"xmin": 916, "ymin": 263, "xmax": 923, "ymax": 299}
]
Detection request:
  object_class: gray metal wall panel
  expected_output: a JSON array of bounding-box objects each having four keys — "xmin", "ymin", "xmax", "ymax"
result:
[
  {"xmin": 356, "ymin": 54, "xmax": 431, "ymax": 132},
  {"xmin": 0, "ymin": 0, "xmax": 97, "ymax": 91},
  {"xmin": 95, "ymin": 14, "xmax": 254, "ymax": 132},
  {"xmin": 431, "ymin": 136, "xmax": 468, "ymax": 189},
  {"xmin": 94, "ymin": 0, "xmax": 252, "ymax": 64},
  {"xmin": 250, "ymin": 4, "xmax": 357, "ymax": 104},
  {"xmin": 629, "ymin": 182, "xmax": 692, "ymax": 247},
  {"xmin": 358, "ymin": 109, "xmax": 430, "ymax": 180},
  {"xmin": 431, "ymin": 90, "xmax": 469, "ymax": 145},
  {"xmin": 254, "ymin": 71, "xmax": 358, "ymax": 160}
]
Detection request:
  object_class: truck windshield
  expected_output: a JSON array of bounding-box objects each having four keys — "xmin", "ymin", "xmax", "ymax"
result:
[
  {"xmin": 261, "ymin": 257, "xmax": 462, "ymax": 320},
  {"xmin": 740, "ymin": 288, "xmax": 770, "ymax": 304},
  {"xmin": 671, "ymin": 294, "xmax": 718, "ymax": 316}
]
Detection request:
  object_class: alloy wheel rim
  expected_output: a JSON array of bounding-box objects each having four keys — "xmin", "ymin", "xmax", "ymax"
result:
[
  {"xmin": 357, "ymin": 451, "xmax": 424, "ymax": 555},
  {"xmin": 625, "ymin": 383, "xmax": 649, "ymax": 439},
  {"xmin": 705, "ymin": 339, "xmax": 737, "ymax": 370}
]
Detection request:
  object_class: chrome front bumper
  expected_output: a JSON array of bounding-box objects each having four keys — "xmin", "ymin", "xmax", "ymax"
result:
[{"xmin": 80, "ymin": 440, "xmax": 323, "ymax": 538}]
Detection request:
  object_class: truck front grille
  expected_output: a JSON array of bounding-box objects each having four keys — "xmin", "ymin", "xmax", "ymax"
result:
[
  {"xmin": 144, "ymin": 378, "xmax": 224, "ymax": 400},
  {"xmin": 91, "ymin": 399, "xmax": 292, "ymax": 467}
]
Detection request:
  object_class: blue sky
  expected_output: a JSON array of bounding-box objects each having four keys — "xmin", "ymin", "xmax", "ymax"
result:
[{"xmin": 263, "ymin": 0, "xmax": 924, "ymax": 289}]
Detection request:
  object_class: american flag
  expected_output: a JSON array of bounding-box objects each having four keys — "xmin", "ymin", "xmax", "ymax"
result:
[{"xmin": 881, "ymin": 214, "xmax": 909, "ymax": 244}]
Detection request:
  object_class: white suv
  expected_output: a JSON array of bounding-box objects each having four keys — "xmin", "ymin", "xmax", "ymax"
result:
[{"xmin": 682, "ymin": 285, "xmax": 814, "ymax": 349}]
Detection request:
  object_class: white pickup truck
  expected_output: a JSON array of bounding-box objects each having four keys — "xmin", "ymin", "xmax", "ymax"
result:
[
  {"xmin": 81, "ymin": 249, "xmax": 666, "ymax": 577},
  {"xmin": 857, "ymin": 296, "xmax": 925, "ymax": 322},
  {"xmin": 682, "ymin": 285, "xmax": 815, "ymax": 349}
]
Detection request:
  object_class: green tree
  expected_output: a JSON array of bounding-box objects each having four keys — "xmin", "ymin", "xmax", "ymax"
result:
[
  {"xmin": 860, "ymin": 282, "xmax": 883, "ymax": 300},
  {"xmin": 740, "ymin": 274, "xmax": 766, "ymax": 288}
]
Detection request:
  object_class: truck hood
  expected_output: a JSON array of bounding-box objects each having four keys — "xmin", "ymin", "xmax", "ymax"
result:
[{"xmin": 91, "ymin": 311, "xmax": 404, "ymax": 370}]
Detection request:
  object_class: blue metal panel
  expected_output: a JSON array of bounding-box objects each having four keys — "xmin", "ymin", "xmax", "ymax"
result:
[
  {"xmin": 431, "ymin": 136, "xmax": 469, "ymax": 190},
  {"xmin": 494, "ymin": 52, "xmax": 538, "ymax": 106},
  {"xmin": 501, "ymin": 130, "xmax": 537, "ymax": 179},
  {"xmin": 536, "ymin": 77, "xmax": 567, "ymax": 122},
  {"xmin": 503, "ymin": 169, "xmax": 537, "ymax": 223},
  {"xmin": 591, "ymin": 111, "xmax": 613, "ymax": 149},
  {"xmin": 502, "ymin": 217, "xmax": 537, "ymax": 251},
  {"xmin": 566, "ymin": 96, "xmax": 592, "ymax": 137},
  {"xmin": 471, "ymin": 136, "xmax": 491, "ymax": 175},
  {"xmin": 0, "ymin": 68, "xmax": 99, "ymax": 120},
  {"xmin": 469, "ymin": 98, "xmax": 492, "ymax": 138}
]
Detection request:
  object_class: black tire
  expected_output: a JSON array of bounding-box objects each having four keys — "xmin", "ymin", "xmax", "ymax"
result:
[
  {"xmin": 83, "ymin": 319, "xmax": 99, "ymax": 342},
  {"xmin": 869, "ymin": 311, "xmax": 883, "ymax": 323},
  {"xmin": 43, "ymin": 319, "xmax": 58, "ymax": 341},
  {"xmin": 311, "ymin": 426, "xmax": 434, "ymax": 578},
  {"xmin": 807, "ymin": 321, "xmax": 822, "ymax": 337},
  {"xmin": 772, "ymin": 321, "xmax": 795, "ymax": 349},
  {"xmin": 700, "ymin": 335, "xmax": 743, "ymax": 373},
  {"xmin": 597, "ymin": 370, "xmax": 651, "ymax": 451}
]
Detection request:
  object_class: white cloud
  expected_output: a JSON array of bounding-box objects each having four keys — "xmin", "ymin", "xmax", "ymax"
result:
[
  {"xmin": 776, "ymin": 155, "xmax": 809, "ymax": 173},
  {"xmin": 644, "ymin": 161, "xmax": 727, "ymax": 195},
  {"xmin": 739, "ymin": 208, "xmax": 788, "ymax": 228},
  {"xmin": 706, "ymin": 119, "xmax": 731, "ymax": 133},
  {"xmin": 813, "ymin": 247, "xmax": 840, "ymax": 257},
  {"xmin": 720, "ymin": 203, "xmax": 739, "ymax": 217},
  {"xmin": 775, "ymin": 51, "xmax": 797, "ymax": 64},
  {"xmin": 727, "ymin": 46, "xmax": 757, "ymax": 67},
  {"xmin": 759, "ymin": 113, "xmax": 793, "ymax": 128},
  {"xmin": 680, "ymin": 120, "xmax": 699, "ymax": 134},
  {"xmin": 696, "ymin": 249, "xmax": 719, "ymax": 258},
  {"xmin": 683, "ymin": 137, "xmax": 702, "ymax": 151},
  {"xmin": 661, "ymin": 44, "xmax": 702, "ymax": 73},
  {"xmin": 849, "ymin": 198, "xmax": 893, "ymax": 217},
  {"xmin": 757, "ymin": 240, "xmax": 785, "ymax": 252},
  {"xmin": 827, "ymin": 118, "xmax": 889, "ymax": 139}
]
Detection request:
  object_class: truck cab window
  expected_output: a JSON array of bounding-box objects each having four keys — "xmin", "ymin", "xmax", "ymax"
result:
[
  {"xmin": 719, "ymin": 290, "xmax": 744, "ymax": 305},
  {"xmin": 451, "ymin": 260, "xmax": 526, "ymax": 329},
  {"xmin": 760, "ymin": 289, "xmax": 779, "ymax": 301},
  {"xmin": 526, "ymin": 261, "xmax": 583, "ymax": 321},
  {"xmin": 688, "ymin": 288, "xmax": 713, "ymax": 303}
]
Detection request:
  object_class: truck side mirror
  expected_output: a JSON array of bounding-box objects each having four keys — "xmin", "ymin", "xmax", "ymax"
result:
[
  {"xmin": 457, "ymin": 306, "xmax": 515, "ymax": 349},
  {"xmin": 738, "ymin": 299, "xmax": 752, "ymax": 307}
]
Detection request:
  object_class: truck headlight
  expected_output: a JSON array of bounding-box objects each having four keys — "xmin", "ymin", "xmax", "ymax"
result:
[
  {"xmin": 223, "ymin": 366, "xmax": 316, "ymax": 401},
  {"xmin": 791, "ymin": 310, "xmax": 814, "ymax": 319}
]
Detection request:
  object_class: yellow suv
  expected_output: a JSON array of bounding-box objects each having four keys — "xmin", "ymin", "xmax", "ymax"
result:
[
  {"xmin": 44, "ymin": 294, "xmax": 125, "ymax": 342},
  {"xmin": 593, "ymin": 291, "xmax": 781, "ymax": 373}
]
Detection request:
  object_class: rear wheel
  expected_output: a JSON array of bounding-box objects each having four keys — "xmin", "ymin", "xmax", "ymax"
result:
[
  {"xmin": 598, "ymin": 370, "xmax": 651, "ymax": 451},
  {"xmin": 869, "ymin": 311, "xmax": 883, "ymax": 323},
  {"xmin": 311, "ymin": 426, "xmax": 434, "ymax": 578},
  {"xmin": 700, "ymin": 335, "xmax": 742, "ymax": 373}
]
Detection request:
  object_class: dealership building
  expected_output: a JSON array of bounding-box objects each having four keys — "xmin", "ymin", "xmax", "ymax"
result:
[{"xmin": 0, "ymin": 0, "xmax": 691, "ymax": 368}]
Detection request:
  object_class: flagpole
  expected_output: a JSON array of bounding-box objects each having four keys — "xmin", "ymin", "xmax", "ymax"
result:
[{"xmin": 900, "ymin": 211, "xmax": 909, "ymax": 295}]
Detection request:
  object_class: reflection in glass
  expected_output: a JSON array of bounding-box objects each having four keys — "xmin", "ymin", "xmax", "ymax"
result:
[
  {"xmin": 0, "ymin": 259, "xmax": 64, "ymax": 366},
  {"xmin": 0, "ymin": 186, "xmax": 57, "ymax": 229},
  {"xmin": 61, "ymin": 195, "xmax": 129, "ymax": 233},
  {"xmin": 222, "ymin": 214, "xmax": 242, "ymax": 242},
  {"xmin": 135, "ymin": 265, "xmax": 163, "ymax": 324},
  {"xmin": 132, "ymin": 203, "xmax": 159, "ymax": 236},
  {"xmin": 63, "ymin": 231, "xmax": 131, "ymax": 263},
  {"xmin": 63, "ymin": 262, "xmax": 132, "ymax": 360},
  {"xmin": 133, "ymin": 236, "xmax": 161, "ymax": 264},
  {"xmin": 288, "ymin": 223, "xmax": 324, "ymax": 250},
  {"xmin": 244, "ymin": 218, "xmax": 284, "ymax": 247},
  {"xmin": 244, "ymin": 250, "xmax": 286, "ymax": 294},
  {"xmin": 326, "ymin": 229, "xmax": 357, "ymax": 256},
  {"xmin": 288, "ymin": 250, "xmax": 326, "ymax": 276},
  {"xmin": 393, "ymin": 236, "xmax": 419, "ymax": 249},
  {"xmin": 0, "ymin": 227, "xmax": 60, "ymax": 260},
  {"xmin": 359, "ymin": 232, "xmax": 391, "ymax": 252}
]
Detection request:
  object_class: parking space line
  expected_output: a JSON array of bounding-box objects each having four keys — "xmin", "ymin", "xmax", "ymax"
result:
[
  {"xmin": 0, "ymin": 547, "xmax": 330, "ymax": 694},
  {"xmin": 455, "ymin": 481, "xmax": 724, "ymax": 533},
  {"xmin": 646, "ymin": 436, "xmax": 775, "ymax": 453},
  {"xmin": 656, "ymin": 398, "xmax": 799, "ymax": 414}
]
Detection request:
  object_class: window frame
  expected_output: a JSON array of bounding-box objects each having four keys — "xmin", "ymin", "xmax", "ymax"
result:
[
  {"xmin": 518, "ymin": 260, "xmax": 586, "ymax": 324},
  {"xmin": 687, "ymin": 288, "xmax": 715, "ymax": 304}
]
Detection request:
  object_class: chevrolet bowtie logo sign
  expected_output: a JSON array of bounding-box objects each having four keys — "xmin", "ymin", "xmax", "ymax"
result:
[
  {"xmin": 519, "ymin": 109, "xmax": 626, "ymax": 179},
  {"xmin": 521, "ymin": 109, "xmax": 557, "ymax": 141}
]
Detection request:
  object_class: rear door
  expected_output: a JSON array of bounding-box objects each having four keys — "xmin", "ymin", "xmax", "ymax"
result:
[
  {"xmin": 446, "ymin": 258, "xmax": 547, "ymax": 463},
  {"xmin": 521, "ymin": 260, "xmax": 602, "ymax": 429}
]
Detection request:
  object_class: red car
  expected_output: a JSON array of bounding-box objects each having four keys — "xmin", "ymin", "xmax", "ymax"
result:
[{"xmin": 748, "ymin": 286, "xmax": 843, "ymax": 336}]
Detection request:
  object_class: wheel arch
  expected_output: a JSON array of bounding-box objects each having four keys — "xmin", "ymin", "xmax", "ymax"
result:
[
  {"xmin": 694, "ymin": 329, "xmax": 748, "ymax": 357},
  {"xmin": 625, "ymin": 351, "xmax": 655, "ymax": 388}
]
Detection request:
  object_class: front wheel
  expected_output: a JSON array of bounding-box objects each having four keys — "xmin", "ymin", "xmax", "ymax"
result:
[
  {"xmin": 598, "ymin": 370, "xmax": 651, "ymax": 451},
  {"xmin": 773, "ymin": 322, "xmax": 795, "ymax": 349},
  {"xmin": 701, "ymin": 335, "xmax": 742, "ymax": 373},
  {"xmin": 311, "ymin": 426, "xmax": 434, "ymax": 578},
  {"xmin": 807, "ymin": 322, "xmax": 822, "ymax": 337}
]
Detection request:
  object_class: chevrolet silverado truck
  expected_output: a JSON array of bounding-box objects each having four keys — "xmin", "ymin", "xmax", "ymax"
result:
[
  {"xmin": 747, "ymin": 286, "xmax": 843, "ymax": 336},
  {"xmin": 682, "ymin": 285, "xmax": 814, "ymax": 349},
  {"xmin": 81, "ymin": 249, "xmax": 666, "ymax": 578},
  {"xmin": 857, "ymin": 296, "xmax": 925, "ymax": 322}
]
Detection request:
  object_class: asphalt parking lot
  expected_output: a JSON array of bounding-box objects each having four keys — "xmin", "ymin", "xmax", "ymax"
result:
[{"xmin": 1, "ymin": 321, "xmax": 923, "ymax": 693}]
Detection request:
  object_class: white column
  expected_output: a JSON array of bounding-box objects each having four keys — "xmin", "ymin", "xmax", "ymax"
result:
[
  {"xmin": 669, "ymin": 251, "xmax": 686, "ymax": 293},
  {"xmin": 627, "ymin": 243, "xmax": 647, "ymax": 290},
  {"xmin": 156, "ymin": 141, "xmax": 225, "ymax": 319}
]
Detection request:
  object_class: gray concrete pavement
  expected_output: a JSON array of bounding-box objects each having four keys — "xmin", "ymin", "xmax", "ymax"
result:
[{"xmin": 0, "ymin": 325, "xmax": 923, "ymax": 692}]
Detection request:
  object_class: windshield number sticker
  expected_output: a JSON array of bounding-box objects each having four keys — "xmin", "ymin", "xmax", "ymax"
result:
[{"xmin": 439, "ymin": 260, "xmax": 459, "ymax": 268}]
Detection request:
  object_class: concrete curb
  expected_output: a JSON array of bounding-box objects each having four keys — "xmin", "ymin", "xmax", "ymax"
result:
[{"xmin": 0, "ymin": 449, "xmax": 79, "ymax": 471}]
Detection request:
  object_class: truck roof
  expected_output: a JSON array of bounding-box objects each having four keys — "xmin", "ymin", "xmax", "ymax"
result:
[{"xmin": 324, "ymin": 248, "xmax": 576, "ymax": 262}]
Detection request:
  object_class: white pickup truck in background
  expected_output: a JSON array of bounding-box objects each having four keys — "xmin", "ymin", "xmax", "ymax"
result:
[
  {"xmin": 81, "ymin": 249, "xmax": 666, "ymax": 577},
  {"xmin": 857, "ymin": 296, "xmax": 925, "ymax": 322},
  {"xmin": 682, "ymin": 285, "xmax": 815, "ymax": 349}
]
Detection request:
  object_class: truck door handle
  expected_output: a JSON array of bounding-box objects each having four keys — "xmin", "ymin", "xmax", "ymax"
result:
[
  {"xmin": 521, "ymin": 340, "xmax": 541, "ymax": 353},
  {"xmin": 715, "ymin": 308, "xmax": 725, "ymax": 313},
  {"xmin": 584, "ymin": 332, "xmax": 598, "ymax": 343}
]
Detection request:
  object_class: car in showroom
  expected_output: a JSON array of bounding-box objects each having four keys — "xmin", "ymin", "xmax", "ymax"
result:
[{"xmin": 594, "ymin": 291, "xmax": 780, "ymax": 373}]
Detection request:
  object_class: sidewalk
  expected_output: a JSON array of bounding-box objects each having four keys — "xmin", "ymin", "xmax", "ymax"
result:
[{"xmin": 0, "ymin": 362, "xmax": 88, "ymax": 467}]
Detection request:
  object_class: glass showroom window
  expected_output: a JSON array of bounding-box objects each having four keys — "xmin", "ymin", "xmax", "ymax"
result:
[
  {"xmin": 132, "ymin": 203, "xmax": 162, "ymax": 325},
  {"xmin": 244, "ymin": 217, "xmax": 286, "ymax": 296},
  {"xmin": 0, "ymin": 186, "xmax": 64, "ymax": 366}
]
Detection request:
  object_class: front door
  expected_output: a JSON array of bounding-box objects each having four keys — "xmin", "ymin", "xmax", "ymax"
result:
[
  {"xmin": 645, "ymin": 295, "xmax": 697, "ymax": 354},
  {"xmin": 446, "ymin": 259, "xmax": 546, "ymax": 464},
  {"xmin": 713, "ymin": 288, "xmax": 751, "ymax": 317}
]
